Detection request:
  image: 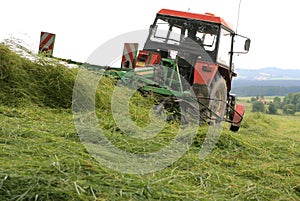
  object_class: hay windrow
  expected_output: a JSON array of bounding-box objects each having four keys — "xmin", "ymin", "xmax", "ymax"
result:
[{"xmin": 0, "ymin": 43, "xmax": 75, "ymax": 108}]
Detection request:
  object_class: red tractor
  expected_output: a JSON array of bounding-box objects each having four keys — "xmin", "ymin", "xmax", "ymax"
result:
[
  {"xmin": 119, "ymin": 9, "xmax": 250, "ymax": 131},
  {"xmin": 39, "ymin": 9, "xmax": 250, "ymax": 131}
]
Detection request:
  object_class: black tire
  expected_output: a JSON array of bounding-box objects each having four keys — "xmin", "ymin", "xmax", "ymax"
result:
[
  {"xmin": 230, "ymin": 125, "xmax": 240, "ymax": 132},
  {"xmin": 208, "ymin": 73, "xmax": 227, "ymax": 123}
]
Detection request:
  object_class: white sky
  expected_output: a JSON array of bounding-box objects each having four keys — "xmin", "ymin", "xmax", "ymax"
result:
[{"xmin": 1, "ymin": 0, "xmax": 299, "ymax": 70}]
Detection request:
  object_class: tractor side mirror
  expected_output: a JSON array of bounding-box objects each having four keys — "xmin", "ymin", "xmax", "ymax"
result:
[
  {"xmin": 244, "ymin": 38, "xmax": 251, "ymax": 51},
  {"xmin": 233, "ymin": 34, "xmax": 251, "ymax": 54}
]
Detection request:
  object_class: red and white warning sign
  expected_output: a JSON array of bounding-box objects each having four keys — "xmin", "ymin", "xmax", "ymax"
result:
[
  {"xmin": 39, "ymin": 32, "xmax": 56, "ymax": 56},
  {"xmin": 121, "ymin": 43, "xmax": 138, "ymax": 68}
]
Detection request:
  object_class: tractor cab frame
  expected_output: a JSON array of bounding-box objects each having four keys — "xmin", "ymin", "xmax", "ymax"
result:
[{"xmin": 142, "ymin": 9, "xmax": 250, "ymax": 91}]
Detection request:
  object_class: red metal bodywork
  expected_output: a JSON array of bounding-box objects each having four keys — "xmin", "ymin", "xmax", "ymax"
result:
[
  {"xmin": 158, "ymin": 9, "xmax": 233, "ymax": 31},
  {"xmin": 135, "ymin": 50, "xmax": 161, "ymax": 67},
  {"xmin": 231, "ymin": 103, "xmax": 245, "ymax": 127},
  {"xmin": 194, "ymin": 62, "xmax": 218, "ymax": 86}
]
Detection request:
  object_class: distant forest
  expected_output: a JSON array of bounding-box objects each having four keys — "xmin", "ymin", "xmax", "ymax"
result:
[
  {"xmin": 231, "ymin": 80, "xmax": 300, "ymax": 96},
  {"xmin": 231, "ymin": 86, "xmax": 300, "ymax": 96}
]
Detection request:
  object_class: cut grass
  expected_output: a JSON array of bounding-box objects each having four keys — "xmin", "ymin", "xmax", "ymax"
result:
[
  {"xmin": 0, "ymin": 43, "xmax": 299, "ymax": 200},
  {"xmin": 1, "ymin": 106, "xmax": 299, "ymax": 200}
]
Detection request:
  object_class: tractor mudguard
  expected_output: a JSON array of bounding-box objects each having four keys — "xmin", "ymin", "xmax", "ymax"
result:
[{"xmin": 230, "ymin": 103, "xmax": 245, "ymax": 132}]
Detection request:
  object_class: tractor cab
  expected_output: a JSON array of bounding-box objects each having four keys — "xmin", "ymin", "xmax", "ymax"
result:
[
  {"xmin": 145, "ymin": 9, "xmax": 228, "ymax": 66},
  {"xmin": 133, "ymin": 9, "xmax": 250, "ymax": 89}
]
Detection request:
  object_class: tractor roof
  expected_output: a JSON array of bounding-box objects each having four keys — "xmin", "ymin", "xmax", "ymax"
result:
[{"xmin": 158, "ymin": 9, "xmax": 234, "ymax": 32}]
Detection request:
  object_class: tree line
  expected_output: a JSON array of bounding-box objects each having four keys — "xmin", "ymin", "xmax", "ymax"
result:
[
  {"xmin": 232, "ymin": 86, "xmax": 300, "ymax": 97},
  {"xmin": 251, "ymin": 92, "xmax": 300, "ymax": 115}
]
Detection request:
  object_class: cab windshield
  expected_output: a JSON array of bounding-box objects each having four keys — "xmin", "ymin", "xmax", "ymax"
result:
[{"xmin": 149, "ymin": 16, "xmax": 219, "ymax": 53}]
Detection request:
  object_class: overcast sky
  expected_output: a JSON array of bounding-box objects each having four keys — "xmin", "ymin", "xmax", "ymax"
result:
[{"xmin": 1, "ymin": 0, "xmax": 300, "ymax": 70}]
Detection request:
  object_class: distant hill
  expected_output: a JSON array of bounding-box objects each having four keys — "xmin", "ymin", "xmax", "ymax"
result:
[
  {"xmin": 231, "ymin": 67, "xmax": 300, "ymax": 96},
  {"xmin": 232, "ymin": 79, "xmax": 300, "ymax": 88},
  {"xmin": 234, "ymin": 67, "xmax": 300, "ymax": 80}
]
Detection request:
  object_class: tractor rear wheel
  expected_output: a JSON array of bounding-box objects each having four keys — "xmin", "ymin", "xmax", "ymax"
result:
[{"xmin": 208, "ymin": 73, "xmax": 227, "ymax": 124}]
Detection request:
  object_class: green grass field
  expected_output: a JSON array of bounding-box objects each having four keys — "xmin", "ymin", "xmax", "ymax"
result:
[{"xmin": 0, "ymin": 43, "xmax": 299, "ymax": 200}]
